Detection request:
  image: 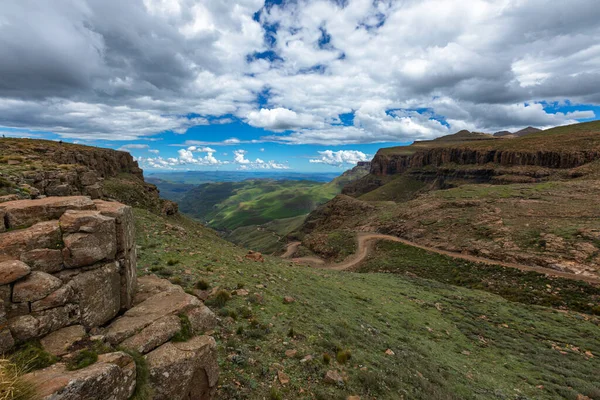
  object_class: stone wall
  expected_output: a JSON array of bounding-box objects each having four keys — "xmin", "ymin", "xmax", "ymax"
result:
[{"xmin": 0, "ymin": 196, "xmax": 137, "ymax": 352}]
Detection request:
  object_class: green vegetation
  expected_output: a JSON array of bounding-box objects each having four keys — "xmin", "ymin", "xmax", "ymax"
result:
[
  {"xmin": 66, "ymin": 350, "xmax": 98, "ymax": 371},
  {"xmin": 0, "ymin": 359, "xmax": 35, "ymax": 400},
  {"xmin": 303, "ymin": 230, "xmax": 357, "ymax": 262},
  {"xmin": 9, "ymin": 341, "xmax": 57, "ymax": 373},
  {"xmin": 227, "ymin": 214, "xmax": 307, "ymax": 254},
  {"xmin": 178, "ymin": 179, "xmax": 341, "ymax": 230},
  {"xmin": 360, "ymin": 241, "xmax": 600, "ymax": 314},
  {"xmin": 171, "ymin": 314, "xmax": 194, "ymax": 342},
  {"xmin": 121, "ymin": 349, "xmax": 153, "ymax": 400},
  {"xmin": 134, "ymin": 208, "xmax": 600, "ymax": 399},
  {"xmin": 359, "ymin": 175, "xmax": 426, "ymax": 202}
]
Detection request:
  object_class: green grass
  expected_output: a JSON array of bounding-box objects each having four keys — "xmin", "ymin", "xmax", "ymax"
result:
[
  {"xmin": 359, "ymin": 241, "xmax": 600, "ymax": 315},
  {"xmin": 359, "ymin": 175, "xmax": 426, "ymax": 202},
  {"xmin": 133, "ymin": 208, "xmax": 600, "ymax": 399},
  {"xmin": 178, "ymin": 179, "xmax": 341, "ymax": 231},
  {"xmin": 227, "ymin": 215, "xmax": 307, "ymax": 254},
  {"xmin": 9, "ymin": 341, "xmax": 58, "ymax": 373}
]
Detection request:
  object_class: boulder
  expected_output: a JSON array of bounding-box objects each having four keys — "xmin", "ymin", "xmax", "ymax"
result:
[
  {"xmin": 0, "ymin": 328, "xmax": 15, "ymax": 353},
  {"xmin": 185, "ymin": 305, "xmax": 217, "ymax": 334},
  {"xmin": 71, "ymin": 263, "xmax": 120, "ymax": 328},
  {"xmin": 0, "ymin": 221, "xmax": 62, "ymax": 262},
  {"xmin": 145, "ymin": 336, "xmax": 218, "ymax": 400},
  {"xmin": 61, "ymin": 211, "xmax": 116, "ymax": 268},
  {"xmin": 0, "ymin": 260, "xmax": 31, "ymax": 285},
  {"xmin": 20, "ymin": 248, "xmax": 63, "ymax": 273},
  {"xmin": 0, "ymin": 196, "xmax": 95, "ymax": 229},
  {"xmin": 106, "ymin": 290, "xmax": 200, "ymax": 345},
  {"xmin": 34, "ymin": 304, "xmax": 80, "ymax": 337},
  {"xmin": 22, "ymin": 351, "xmax": 136, "ymax": 400},
  {"xmin": 40, "ymin": 325, "xmax": 86, "ymax": 356},
  {"xmin": 9, "ymin": 315, "xmax": 40, "ymax": 342},
  {"xmin": 324, "ymin": 370, "xmax": 344, "ymax": 385},
  {"xmin": 12, "ymin": 271, "xmax": 63, "ymax": 303},
  {"xmin": 133, "ymin": 275, "xmax": 184, "ymax": 305},
  {"xmin": 120, "ymin": 314, "xmax": 181, "ymax": 354},
  {"xmin": 117, "ymin": 248, "xmax": 137, "ymax": 311}
]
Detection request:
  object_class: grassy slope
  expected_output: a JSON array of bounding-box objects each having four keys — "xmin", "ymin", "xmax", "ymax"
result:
[
  {"xmin": 134, "ymin": 209, "xmax": 600, "ymax": 400},
  {"xmin": 227, "ymin": 215, "xmax": 307, "ymax": 254},
  {"xmin": 179, "ymin": 180, "xmax": 340, "ymax": 230}
]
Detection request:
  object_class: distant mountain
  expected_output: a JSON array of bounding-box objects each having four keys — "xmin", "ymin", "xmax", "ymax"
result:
[
  {"xmin": 432, "ymin": 130, "xmax": 495, "ymax": 142},
  {"xmin": 146, "ymin": 170, "xmax": 340, "ymax": 184},
  {"xmin": 493, "ymin": 130, "xmax": 514, "ymax": 137},
  {"xmin": 514, "ymin": 126, "xmax": 542, "ymax": 137}
]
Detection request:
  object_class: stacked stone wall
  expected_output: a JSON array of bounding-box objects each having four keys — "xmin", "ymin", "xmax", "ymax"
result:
[{"xmin": 0, "ymin": 196, "xmax": 137, "ymax": 352}]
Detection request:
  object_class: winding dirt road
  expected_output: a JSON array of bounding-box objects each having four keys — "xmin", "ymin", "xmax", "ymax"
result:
[{"xmin": 283, "ymin": 233, "xmax": 600, "ymax": 284}]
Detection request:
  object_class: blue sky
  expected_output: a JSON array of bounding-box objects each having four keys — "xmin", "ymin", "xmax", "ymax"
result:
[{"xmin": 1, "ymin": 0, "xmax": 599, "ymax": 172}]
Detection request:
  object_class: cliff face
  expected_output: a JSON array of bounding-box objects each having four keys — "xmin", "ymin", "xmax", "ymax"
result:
[
  {"xmin": 371, "ymin": 148, "xmax": 600, "ymax": 176},
  {"xmin": 0, "ymin": 138, "xmax": 176, "ymax": 215}
]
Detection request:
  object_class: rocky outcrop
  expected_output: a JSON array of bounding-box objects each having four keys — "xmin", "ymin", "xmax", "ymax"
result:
[
  {"xmin": 4, "ymin": 196, "xmax": 219, "ymax": 399},
  {"xmin": 0, "ymin": 196, "xmax": 137, "ymax": 350},
  {"xmin": 371, "ymin": 147, "xmax": 600, "ymax": 176}
]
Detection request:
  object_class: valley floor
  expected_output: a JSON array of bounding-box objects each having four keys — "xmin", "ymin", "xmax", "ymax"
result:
[{"xmin": 134, "ymin": 208, "xmax": 600, "ymax": 400}]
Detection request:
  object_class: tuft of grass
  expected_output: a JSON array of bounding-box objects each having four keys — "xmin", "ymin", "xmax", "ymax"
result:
[
  {"xmin": 196, "ymin": 279, "xmax": 210, "ymax": 290},
  {"xmin": 120, "ymin": 349, "xmax": 153, "ymax": 400},
  {"xmin": 0, "ymin": 359, "xmax": 35, "ymax": 400},
  {"xmin": 66, "ymin": 350, "xmax": 98, "ymax": 371},
  {"xmin": 9, "ymin": 341, "xmax": 57, "ymax": 373},
  {"xmin": 171, "ymin": 314, "xmax": 194, "ymax": 342},
  {"xmin": 269, "ymin": 387, "xmax": 283, "ymax": 400},
  {"xmin": 166, "ymin": 258, "xmax": 180, "ymax": 266},
  {"xmin": 322, "ymin": 353, "xmax": 331, "ymax": 365},
  {"xmin": 206, "ymin": 289, "xmax": 231, "ymax": 308},
  {"xmin": 336, "ymin": 349, "xmax": 351, "ymax": 364}
]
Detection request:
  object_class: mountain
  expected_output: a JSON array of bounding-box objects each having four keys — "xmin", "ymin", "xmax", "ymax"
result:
[
  {"xmin": 299, "ymin": 120, "xmax": 600, "ymax": 279},
  {"xmin": 514, "ymin": 126, "xmax": 542, "ymax": 136},
  {"xmin": 493, "ymin": 130, "xmax": 513, "ymax": 137},
  {"xmin": 2, "ymin": 136, "xmax": 600, "ymax": 399}
]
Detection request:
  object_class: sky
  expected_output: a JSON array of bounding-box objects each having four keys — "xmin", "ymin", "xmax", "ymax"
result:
[{"xmin": 1, "ymin": 0, "xmax": 600, "ymax": 172}]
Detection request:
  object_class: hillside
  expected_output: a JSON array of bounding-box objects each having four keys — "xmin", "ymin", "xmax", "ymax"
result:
[
  {"xmin": 301, "ymin": 121, "xmax": 600, "ymax": 279},
  {"xmin": 134, "ymin": 207, "xmax": 600, "ymax": 399}
]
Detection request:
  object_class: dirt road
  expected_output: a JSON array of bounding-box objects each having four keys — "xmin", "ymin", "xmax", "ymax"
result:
[{"xmin": 283, "ymin": 233, "xmax": 600, "ymax": 284}]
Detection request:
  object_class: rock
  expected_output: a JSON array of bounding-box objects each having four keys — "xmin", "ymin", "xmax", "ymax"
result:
[
  {"xmin": 347, "ymin": 396, "xmax": 361, "ymax": 400},
  {"xmin": 9, "ymin": 315, "xmax": 40, "ymax": 342},
  {"xmin": 245, "ymin": 250, "xmax": 264, "ymax": 262},
  {"xmin": 23, "ymin": 351, "xmax": 136, "ymax": 400},
  {"xmin": 385, "ymin": 349, "xmax": 395, "ymax": 356},
  {"xmin": 285, "ymin": 349, "xmax": 297, "ymax": 358},
  {"xmin": 300, "ymin": 355, "xmax": 313, "ymax": 363},
  {"xmin": 20, "ymin": 248, "xmax": 63, "ymax": 273},
  {"xmin": 31, "ymin": 284, "xmax": 75, "ymax": 312},
  {"xmin": 120, "ymin": 315, "xmax": 181, "ymax": 354},
  {"xmin": 40, "ymin": 325, "xmax": 86, "ymax": 356},
  {"xmin": 234, "ymin": 289, "xmax": 249, "ymax": 296},
  {"xmin": 277, "ymin": 370, "xmax": 290, "ymax": 385},
  {"xmin": 6, "ymin": 302, "xmax": 29, "ymax": 319},
  {"xmin": 61, "ymin": 211, "xmax": 117, "ymax": 268},
  {"xmin": 71, "ymin": 263, "xmax": 121, "ymax": 328},
  {"xmin": 185, "ymin": 305, "xmax": 217, "ymax": 335},
  {"xmin": 106, "ymin": 290, "xmax": 200, "ymax": 345},
  {"xmin": 0, "ymin": 194, "xmax": 19, "ymax": 203},
  {"xmin": 34, "ymin": 304, "xmax": 80, "ymax": 337},
  {"xmin": 93, "ymin": 200, "xmax": 135, "ymax": 253},
  {"xmin": 0, "ymin": 221, "xmax": 62, "ymax": 262},
  {"xmin": 324, "ymin": 370, "xmax": 344, "ymax": 385},
  {"xmin": 12, "ymin": 271, "xmax": 62, "ymax": 302},
  {"xmin": 0, "ymin": 209, "xmax": 5, "ymax": 232},
  {"xmin": 133, "ymin": 274, "xmax": 184, "ymax": 305},
  {"xmin": 283, "ymin": 296, "xmax": 295, "ymax": 304},
  {"xmin": 145, "ymin": 336, "xmax": 218, "ymax": 400},
  {"xmin": 0, "ymin": 260, "xmax": 31, "ymax": 285},
  {"xmin": 117, "ymin": 248, "xmax": 137, "ymax": 311},
  {"xmin": 161, "ymin": 200, "xmax": 179, "ymax": 216},
  {"xmin": 84, "ymin": 184, "xmax": 102, "ymax": 199},
  {"xmin": 0, "ymin": 196, "xmax": 95, "ymax": 229},
  {"xmin": 0, "ymin": 328, "xmax": 15, "ymax": 353}
]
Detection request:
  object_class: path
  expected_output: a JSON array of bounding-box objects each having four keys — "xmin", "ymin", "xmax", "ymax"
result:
[{"xmin": 283, "ymin": 233, "xmax": 600, "ymax": 284}]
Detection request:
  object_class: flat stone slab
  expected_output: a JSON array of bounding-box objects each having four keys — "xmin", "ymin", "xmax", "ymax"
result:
[
  {"xmin": 0, "ymin": 221, "xmax": 61, "ymax": 262},
  {"xmin": 0, "ymin": 196, "xmax": 95, "ymax": 229},
  {"xmin": 13, "ymin": 271, "xmax": 62, "ymax": 303},
  {"xmin": 40, "ymin": 325, "xmax": 86, "ymax": 356},
  {"xmin": 120, "ymin": 314, "xmax": 181, "ymax": 354},
  {"xmin": 105, "ymin": 289, "xmax": 200, "ymax": 345},
  {"xmin": 23, "ymin": 351, "xmax": 136, "ymax": 400}
]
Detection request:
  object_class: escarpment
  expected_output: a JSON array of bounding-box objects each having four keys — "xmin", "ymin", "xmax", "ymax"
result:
[
  {"xmin": 370, "ymin": 147, "xmax": 600, "ymax": 176},
  {"xmin": 0, "ymin": 196, "xmax": 218, "ymax": 400}
]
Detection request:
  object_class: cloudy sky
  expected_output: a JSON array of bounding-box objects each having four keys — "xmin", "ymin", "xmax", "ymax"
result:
[{"xmin": 1, "ymin": 0, "xmax": 599, "ymax": 172}]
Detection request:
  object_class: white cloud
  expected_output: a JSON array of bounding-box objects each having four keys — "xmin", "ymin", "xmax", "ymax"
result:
[
  {"xmin": 233, "ymin": 149, "xmax": 288, "ymax": 169},
  {"xmin": 148, "ymin": 149, "xmax": 160, "ymax": 154},
  {"xmin": 247, "ymin": 108, "xmax": 324, "ymax": 131},
  {"xmin": 309, "ymin": 150, "xmax": 370, "ymax": 166},
  {"xmin": 117, "ymin": 144, "xmax": 150, "ymax": 151}
]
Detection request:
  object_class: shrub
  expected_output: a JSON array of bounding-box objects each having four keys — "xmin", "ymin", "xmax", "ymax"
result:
[
  {"xmin": 323, "ymin": 353, "xmax": 331, "ymax": 365},
  {"xmin": 121, "ymin": 349, "xmax": 153, "ymax": 400},
  {"xmin": 196, "ymin": 279, "xmax": 210, "ymax": 290},
  {"xmin": 269, "ymin": 387, "xmax": 282, "ymax": 400},
  {"xmin": 336, "ymin": 349, "xmax": 351, "ymax": 364},
  {"xmin": 172, "ymin": 314, "xmax": 194, "ymax": 342},
  {"xmin": 207, "ymin": 290, "xmax": 231, "ymax": 308},
  {"xmin": 166, "ymin": 258, "xmax": 180, "ymax": 266}
]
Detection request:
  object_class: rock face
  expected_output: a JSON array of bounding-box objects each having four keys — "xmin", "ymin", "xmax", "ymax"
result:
[{"xmin": 0, "ymin": 196, "xmax": 137, "ymax": 351}]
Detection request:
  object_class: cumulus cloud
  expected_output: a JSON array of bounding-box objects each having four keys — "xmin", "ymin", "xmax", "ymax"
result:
[
  {"xmin": 309, "ymin": 150, "xmax": 370, "ymax": 166},
  {"xmin": 0, "ymin": 0, "xmax": 599, "ymax": 145},
  {"xmin": 233, "ymin": 149, "xmax": 288, "ymax": 169},
  {"xmin": 117, "ymin": 144, "xmax": 149, "ymax": 151}
]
